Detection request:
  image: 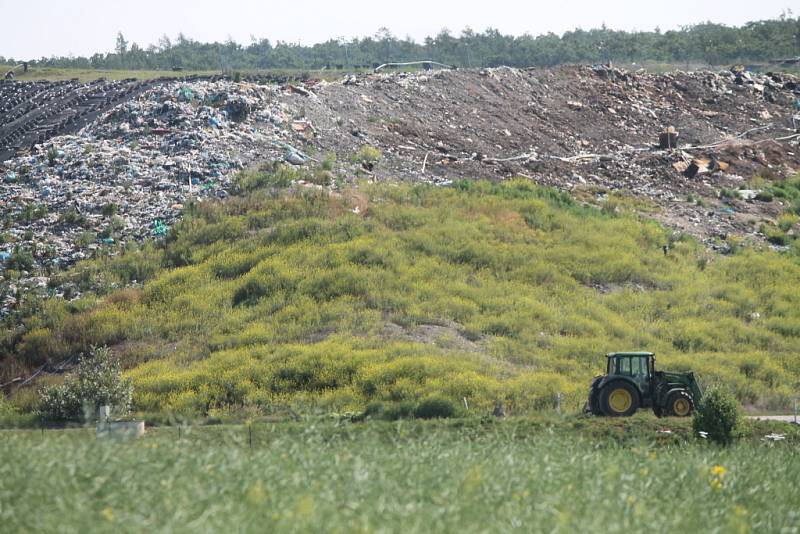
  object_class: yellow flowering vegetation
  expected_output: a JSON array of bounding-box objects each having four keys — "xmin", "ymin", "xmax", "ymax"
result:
[{"xmin": 4, "ymin": 176, "xmax": 800, "ymax": 416}]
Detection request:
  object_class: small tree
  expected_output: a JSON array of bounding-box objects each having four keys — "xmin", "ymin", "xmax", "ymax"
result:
[
  {"xmin": 38, "ymin": 347, "xmax": 132, "ymax": 422},
  {"xmin": 692, "ymin": 386, "xmax": 742, "ymax": 445}
]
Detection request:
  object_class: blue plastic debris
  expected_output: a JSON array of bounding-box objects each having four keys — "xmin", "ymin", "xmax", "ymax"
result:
[
  {"xmin": 0, "ymin": 251, "xmax": 10, "ymax": 262},
  {"xmin": 102, "ymin": 237, "xmax": 115, "ymax": 245},
  {"xmin": 3, "ymin": 171, "xmax": 16, "ymax": 183},
  {"xmin": 152, "ymin": 219, "xmax": 168, "ymax": 237}
]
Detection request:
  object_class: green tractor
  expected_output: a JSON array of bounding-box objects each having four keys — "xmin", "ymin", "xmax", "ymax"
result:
[{"xmin": 587, "ymin": 352, "xmax": 702, "ymax": 417}]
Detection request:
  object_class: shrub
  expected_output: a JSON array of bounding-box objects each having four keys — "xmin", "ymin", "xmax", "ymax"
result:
[
  {"xmin": 359, "ymin": 401, "xmax": 417, "ymax": 421},
  {"xmin": 0, "ymin": 396, "xmax": 16, "ymax": 417},
  {"xmin": 692, "ymin": 386, "xmax": 743, "ymax": 445},
  {"xmin": 7, "ymin": 246, "xmax": 34, "ymax": 272},
  {"xmin": 37, "ymin": 346, "xmax": 133, "ymax": 422},
  {"xmin": 355, "ymin": 146, "xmax": 382, "ymax": 167},
  {"xmin": 384, "ymin": 401, "xmax": 417, "ymax": 420},
  {"xmin": 414, "ymin": 397, "xmax": 457, "ymax": 419}
]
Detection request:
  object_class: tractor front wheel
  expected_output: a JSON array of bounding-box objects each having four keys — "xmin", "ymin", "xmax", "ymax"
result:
[
  {"xmin": 600, "ymin": 382, "xmax": 639, "ymax": 417},
  {"xmin": 666, "ymin": 390, "xmax": 694, "ymax": 417}
]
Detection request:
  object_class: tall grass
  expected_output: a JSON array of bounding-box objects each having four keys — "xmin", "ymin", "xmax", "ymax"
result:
[{"xmin": 0, "ymin": 421, "xmax": 798, "ymax": 532}]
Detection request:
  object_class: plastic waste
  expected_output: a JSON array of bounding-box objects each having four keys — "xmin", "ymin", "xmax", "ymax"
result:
[{"xmin": 152, "ymin": 220, "xmax": 168, "ymax": 237}]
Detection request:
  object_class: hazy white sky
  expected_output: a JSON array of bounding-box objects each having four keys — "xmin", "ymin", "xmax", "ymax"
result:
[{"xmin": 0, "ymin": 0, "xmax": 795, "ymax": 59}]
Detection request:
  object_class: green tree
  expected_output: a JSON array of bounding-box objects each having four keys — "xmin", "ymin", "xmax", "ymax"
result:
[
  {"xmin": 37, "ymin": 346, "xmax": 133, "ymax": 422},
  {"xmin": 692, "ymin": 386, "xmax": 743, "ymax": 446}
]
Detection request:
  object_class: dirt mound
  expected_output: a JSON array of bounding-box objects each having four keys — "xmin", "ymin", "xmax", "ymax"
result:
[{"xmin": 290, "ymin": 65, "xmax": 800, "ymax": 244}]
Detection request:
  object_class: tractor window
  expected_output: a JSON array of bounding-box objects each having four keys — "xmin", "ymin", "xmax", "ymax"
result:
[
  {"xmin": 630, "ymin": 357, "xmax": 643, "ymax": 376},
  {"xmin": 617, "ymin": 357, "xmax": 632, "ymax": 375}
]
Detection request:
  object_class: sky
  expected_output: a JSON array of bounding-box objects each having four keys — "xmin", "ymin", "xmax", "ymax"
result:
[{"xmin": 0, "ymin": 0, "xmax": 795, "ymax": 59}]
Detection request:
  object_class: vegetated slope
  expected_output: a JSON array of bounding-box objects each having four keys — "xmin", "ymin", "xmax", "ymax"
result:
[{"xmin": 3, "ymin": 175, "xmax": 800, "ymax": 416}]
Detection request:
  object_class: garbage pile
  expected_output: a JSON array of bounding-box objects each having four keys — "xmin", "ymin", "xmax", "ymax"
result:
[
  {"xmin": 0, "ymin": 78, "xmax": 315, "ymax": 315},
  {"xmin": 291, "ymin": 64, "xmax": 800, "ymax": 244},
  {"xmin": 2, "ymin": 65, "xmax": 800, "ymax": 315}
]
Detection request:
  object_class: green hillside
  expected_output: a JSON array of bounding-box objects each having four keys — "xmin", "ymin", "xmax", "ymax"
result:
[{"xmin": 4, "ymin": 169, "xmax": 800, "ymax": 417}]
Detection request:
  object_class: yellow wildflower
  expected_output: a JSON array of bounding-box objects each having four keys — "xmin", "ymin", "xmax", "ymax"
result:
[{"xmin": 709, "ymin": 465, "xmax": 727, "ymax": 491}]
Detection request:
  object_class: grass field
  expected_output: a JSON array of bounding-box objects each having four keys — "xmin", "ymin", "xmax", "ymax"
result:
[
  {"xmin": 3, "ymin": 174, "xmax": 800, "ymax": 418},
  {"xmin": 4, "ymin": 63, "xmax": 799, "ymax": 83},
  {"xmin": 1, "ymin": 66, "xmax": 362, "ymax": 82},
  {"xmin": 0, "ymin": 417, "xmax": 798, "ymax": 533}
]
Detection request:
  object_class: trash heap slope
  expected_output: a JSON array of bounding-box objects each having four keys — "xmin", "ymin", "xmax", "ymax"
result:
[
  {"xmin": 1, "ymin": 66, "xmax": 799, "ymax": 317},
  {"xmin": 298, "ymin": 65, "xmax": 800, "ymax": 242},
  {"xmin": 0, "ymin": 78, "xmax": 303, "ymax": 314}
]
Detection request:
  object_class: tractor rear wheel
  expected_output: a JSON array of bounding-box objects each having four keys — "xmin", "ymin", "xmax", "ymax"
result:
[
  {"xmin": 600, "ymin": 382, "xmax": 639, "ymax": 417},
  {"xmin": 587, "ymin": 389, "xmax": 602, "ymax": 416},
  {"xmin": 666, "ymin": 390, "xmax": 694, "ymax": 417}
]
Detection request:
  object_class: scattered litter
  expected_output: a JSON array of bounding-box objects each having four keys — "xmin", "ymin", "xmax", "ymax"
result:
[{"xmin": 737, "ymin": 189, "xmax": 761, "ymax": 200}]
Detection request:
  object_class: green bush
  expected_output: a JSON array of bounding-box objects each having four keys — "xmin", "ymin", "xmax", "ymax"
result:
[
  {"xmin": 414, "ymin": 397, "xmax": 457, "ymax": 419},
  {"xmin": 360, "ymin": 401, "xmax": 417, "ymax": 421},
  {"xmin": 692, "ymin": 386, "xmax": 743, "ymax": 445},
  {"xmin": 37, "ymin": 346, "xmax": 133, "ymax": 422},
  {"xmin": 355, "ymin": 146, "xmax": 382, "ymax": 165}
]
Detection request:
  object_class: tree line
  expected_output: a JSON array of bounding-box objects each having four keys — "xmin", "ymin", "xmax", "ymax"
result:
[{"xmin": 2, "ymin": 15, "xmax": 799, "ymax": 71}]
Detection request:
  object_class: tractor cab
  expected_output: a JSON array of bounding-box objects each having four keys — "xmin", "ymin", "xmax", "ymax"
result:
[
  {"xmin": 607, "ymin": 352, "xmax": 654, "ymax": 400},
  {"xmin": 607, "ymin": 352, "xmax": 653, "ymax": 377},
  {"xmin": 587, "ymin": 352, "xmax": 702, "ymax": 418}
]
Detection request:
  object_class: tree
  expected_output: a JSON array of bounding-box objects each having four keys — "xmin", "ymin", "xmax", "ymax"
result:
[
  {"xmin": 37, "ymin": 346, "xmax": 133, "ymax": 422},
  {"xmin": 692, "ymin": 386, "xmax": 743, "ymax": 446},
  {"xmin": 115, "ymin": 32, "xmax": 128, "ymax": 56}
]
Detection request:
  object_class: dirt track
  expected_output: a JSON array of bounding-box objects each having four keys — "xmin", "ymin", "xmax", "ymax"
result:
[{"xmin": 747, "ymin": 415, "xmax": 799, "ymax": 423}]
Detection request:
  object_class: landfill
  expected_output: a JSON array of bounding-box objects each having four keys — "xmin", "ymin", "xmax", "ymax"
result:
[
  {"xmin": 0, "ymin": 78, "xmax": 315, "ymax": 314},
  {"xmin": 2, "ymin": 65, "xmax": 800, "ymax": 315}
]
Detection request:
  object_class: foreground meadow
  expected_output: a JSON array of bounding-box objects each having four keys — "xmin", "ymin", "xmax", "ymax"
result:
[{"xmin": 0, "ymin": 418, "xmax": 798, "ymax": 533}]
